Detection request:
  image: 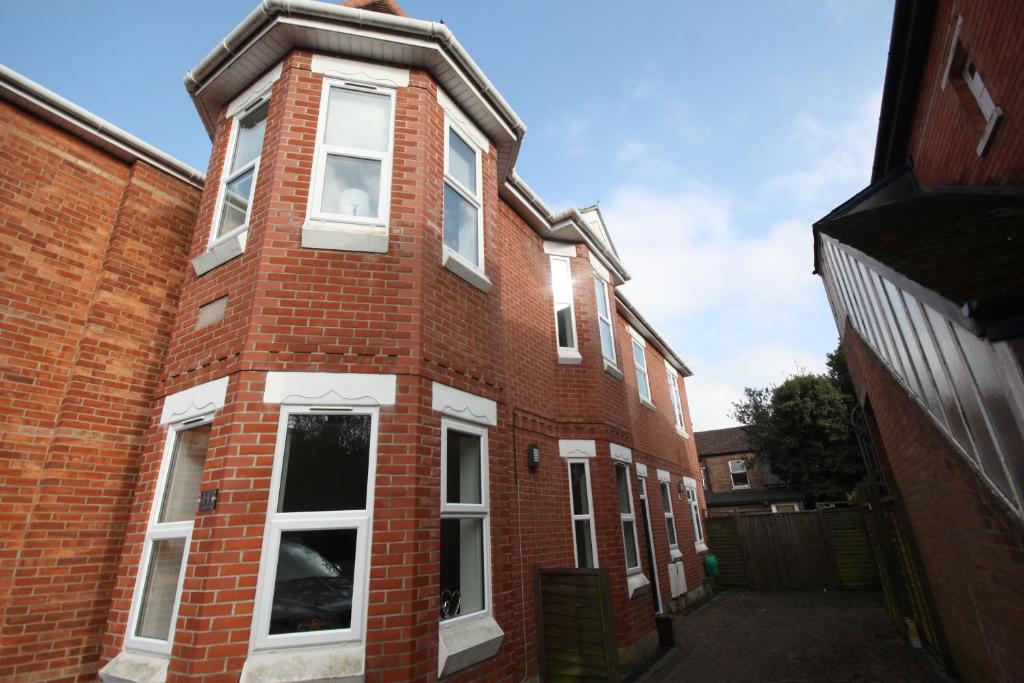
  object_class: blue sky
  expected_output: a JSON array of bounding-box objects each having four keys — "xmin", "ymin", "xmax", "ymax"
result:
[{"xmin": 0, "ymin": 1, "xmax": 894, "ymax": 429}]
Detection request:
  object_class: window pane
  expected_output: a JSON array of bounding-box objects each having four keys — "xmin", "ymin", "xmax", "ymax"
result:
[
  {"xmin": 666, "ymin": 517, "xmax": 678, "ymax": 546},
  {"xmin": 660, "ymin": 484, "xmax": 672, "ymax": 514},
  {"xmin": 135, "ymin": 538, "xmax": 186, "ymax": 640},
  {"xmin": 574, "ymin": 520, "xmax": 595, "ymax": 569},
  {"xmin": 217, "ymin": 168, "xmax": 254, "ymax": 237},
  {"xmin": 446, "ymin": 431, "xmax": 482, "ymax": 505},
  {"xmin": 616, "ymin": 466, "xmax": 631, "ymax": 514},
  {"xmin": 278, "ymin": 414, "xmax": 371, "ymax": 513},
  {"xmin": 556, "ymin": 305, "xmax": 575, "ymax": 349},
  {"xmin": 632, "ymin": 341, "xmax": 646, "ymax": 368},
  {"xmin": 594, "ymin": 277, "xmax": 609, "ymax": 318},
  {"xmin": 551, "ymin": 259, "xmax": 573, "ymax": 303},
  {"xmin": 159, "ymin": 424, "xmax": 211, "ymax": 523},
  {"xmin": 447, "ymin": 128, "xmax": 477, "ymax": 193},
  {"xmin": 599, "ymin": 319, "xmax": 614, "ymax": 360},
  {"xmin": 570, "ymin": 463, "xmax": 589, "ymax": 515},
  {"xmin": 324, "ymin": 88, "xmax": 390, "ymax": 152},
  {"xmin": 270, "ymin": 529, "xmax": 356, "ymax": 635},
  {"xmin": 231, "ymin": 101, "xmax": 269, "ymax": 173},
  {"xmin": 622, "ymin": 520, "xmax": 639, "ymax": 569},
  {"xmin": 637, "ymin": 369, "xmax": 651, "ymax": 401},
  {"xmin": 443, "ymin": 183, "xmax": 479, "ymax": 265},
  {"xmin": 440, "ymin": 517, "xmax": 484, "ymax": 619},
  {"xmin": 320, "ymin": 155, "xmax": 381, "ymax": 218}
]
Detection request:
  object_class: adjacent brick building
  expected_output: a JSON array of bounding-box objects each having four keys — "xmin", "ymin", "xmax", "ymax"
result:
[
  {"xmin": 0, "ymin": 1, "xmax": 707, "ymax": 681},
  {"xmin": 813, "ymin": 0, "xmax": 1024, "ymax": 680},
  {"xmin": 694, "ymin": 427, "xmax": 803, "ymax": 517}
]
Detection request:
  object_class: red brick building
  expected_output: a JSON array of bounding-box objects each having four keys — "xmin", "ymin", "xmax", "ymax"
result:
[
  {"xmin": 813, "ymin": 0, "xmax": 1024, "ymax": 680},
  {"xmin": 0, "ymin": 1, "xmax": 707, "ymax": 681}
]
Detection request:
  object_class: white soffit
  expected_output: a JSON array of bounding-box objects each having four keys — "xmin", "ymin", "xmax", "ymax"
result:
[
  {"xmin": 225, "ymin": 62, "xmax": 282, "ymax": 119},
  {"xmin": 438, "ymin": 86, "xmax": 489, "ymax": 150},
  {"xmin": 161, "ymin": 376, "xmax": 229, "ymax": 424},
  {"xmin": 264, "ymin": 372, "xmax": 397, "ymax": 406},
  {"xmin": 431, "ymin": 382, "xmax": 497, "ymax": 426},
  {"xmin": 609, "ymin": 443, "xmax": 633, "ymax": 464},
  {"xmin": 311, "ymin": 54, "xmax": 410, "ymax": 88},
  {"xmin": 559, "ymin": 440, "xmax": 597, "ymax": 459}
]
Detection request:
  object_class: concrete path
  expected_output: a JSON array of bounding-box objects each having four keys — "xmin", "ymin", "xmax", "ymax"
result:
[{"xmin": 634, "ymin": 591, "xmax": 948, "ymax": 682}]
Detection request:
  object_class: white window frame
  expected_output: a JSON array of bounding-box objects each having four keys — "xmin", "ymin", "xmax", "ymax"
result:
[
  {"xmin": 250, "ymin": 405, "xmax": 380, "ymax": 652},
  {"xmin": 550, "ymin": 255, "xmax": 581, "ymax": 363},
  {"xmin": 124, "ymin": 414, "xmax": 213, "ymax": 655},
  {"xmin": 701, "ymin": 464, "xmax": 709, "ymax": 490},
  {"xmin": 729, "ymin": 459, "xmax": 750, "ymax": 489},
  {"xmin": 616, "ymin": 464, "xmax": 643, "ymax": 574},
  {"xmin": 567, "ymin": 458, "xmax": 599, "ymax": 569},
  {"xmin": 439, "ymin": 418, "xmax": 492, "ymax": 626},
  {"xmin": 209, "ymin": 97, "xmax": 270, "ymax": 248},
  {"xmin": 771, "ymin": 502, "xmax": 802, "ymax": 513},
  {"xmin": 684, "ymin": 479, "xmax": 706, "ymax": 552},
  {"xmin": 594, "ymin": 274, "xmax": 617, "ymax": 367},
  {"xmin": 665, "ymin": 363, "xmax": 688, "ymax": 436},
  {"xmin": 629, "ymin": 329, "xmax": 653, "ymax": 407},
  {"xmin": 442, "ymin": 118, "xmax": 485, "ymax": 274},
  {"xmin": 660, "ymin": 481, "xmax": 679, "ymax": 551},
  {"xmin": 307, "ymin": 79, "xmax": 396, "ymax": 230}
]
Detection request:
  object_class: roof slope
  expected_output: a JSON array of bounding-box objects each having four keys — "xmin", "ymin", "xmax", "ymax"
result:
[
  {"xmin": 816, "ymin": 190, "xmax": 1024, "ymax": 340},
  {"xmin": 694, "ymin": 426, "xmax": 753, "ymax": 456}
]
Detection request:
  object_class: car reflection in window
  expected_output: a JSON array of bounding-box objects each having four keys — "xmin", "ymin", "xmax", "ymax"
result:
[{"xmin": 270, "ymin": 536, "xmax": 354, "ymax": 635}]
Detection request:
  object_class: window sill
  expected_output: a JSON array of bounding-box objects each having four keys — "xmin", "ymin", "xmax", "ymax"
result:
[
  {"xmin": 99, "ymin": 650, "xmax": 169, "ymax": 683},
  {"xmin": 301, "ymin": 220, "xmax": 388, "ymax": 253},
  {"xmin": 670, "ymin": 547, "xmax": 684, "ymax": 562},
  {"xmin": 640, "ymin": 398, "xmax": 656, "ymax": 412},
  {"xmin": 695, "ymin": 541, "xmax": 709, "ymax": 554},
  {"xmin": 603, "ymin": 359, "xmax": 623, "ymax": 380},
  {"xmin": 976, "ymin": 107, "xmax": 1003, "ymax": 157},
  {"xmin": 442, "ymin": 248, "xmax": 492, "ymax": 293},
  {"xmin": 626, "ymin": 570, "xmax": 651, "ymax": 599},
  {"xmin": 731, "ymin": 485, "xmax": 751, "ymax": 490},
  {"xmin": 438, "ymin": 613, "xmax": 504, "ymax": 678},
  {"xmin": 192, "ymin": 230, "xmax": 246, "ymax": 276},
  {"xmin": 558, "ymin": 348, "xmax": 583, "ymax": 365},
  {"xmin": 240, "ymin": 642, "xmax": 364, "ymax": 683}
]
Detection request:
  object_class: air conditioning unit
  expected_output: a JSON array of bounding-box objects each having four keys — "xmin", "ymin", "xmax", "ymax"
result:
[{"xmin": 668, "ymin": 562, "xmax": 687, "ymax": 598}]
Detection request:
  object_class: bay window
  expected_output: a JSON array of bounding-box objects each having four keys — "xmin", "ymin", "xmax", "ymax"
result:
[
  {"xmin": 252, "ymin": 407, "xmax": 378, "ymax": 650},
  {"xmin": 212, "ymin": 99, "xmax": 268, "ymax": 243},
  {"xmin": 594, "ymin": 275, "xmax": 617, "ymax": 366},
  {"xmin": 443, "ymin": 122, "xmax": 484, "ymax": 270},
  {"xmin": 550, "ymin": 255, "xmax": 580, "ymax": 363},
  {"xmin": 309, "ymin": 81, "xmax": 395, "ymax": 227},
  {"xmin": 440, "ymin": 419, "xmax": 490, "ymax": 621},
  {"xmin": 126, "ymin": 418, "xmax": 212, "ymax": 653},
  {"xmin": 568, "ymin": 459, "xmax": 598, "ymax": 568},
  {"xmin": 615, "ymin": 464, "xmax": 642, "ymax": 573}
]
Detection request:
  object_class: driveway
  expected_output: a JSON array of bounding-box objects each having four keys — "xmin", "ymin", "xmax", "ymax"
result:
[{"xmin": 635, "ymin": 591, "xmax": 948, "ymax": 682}]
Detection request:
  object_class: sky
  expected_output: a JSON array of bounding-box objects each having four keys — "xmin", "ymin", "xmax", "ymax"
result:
[{"xmin": 0, "ymin": 1, "xmax": 895, "ymax": 430}]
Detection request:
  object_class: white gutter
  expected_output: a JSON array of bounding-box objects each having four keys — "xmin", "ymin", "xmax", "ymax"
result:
[{"xmin": 0, "ymin": 65, "xmax": 205, "ymax": 190}]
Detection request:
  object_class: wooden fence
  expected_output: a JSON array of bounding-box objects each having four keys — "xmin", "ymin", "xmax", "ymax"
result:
[
  {"xmin": 535, "ymin": 568, "xmax": 620, "ymax": 682},
  {"xmin": 706, "ymin": 507, "xmax": 879, "ymax": 591}
]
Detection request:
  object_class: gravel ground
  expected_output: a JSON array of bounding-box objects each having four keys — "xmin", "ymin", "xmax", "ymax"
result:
[{"xmin": 633, "ymin": 590, "xmax": 950, "ymax": 683}]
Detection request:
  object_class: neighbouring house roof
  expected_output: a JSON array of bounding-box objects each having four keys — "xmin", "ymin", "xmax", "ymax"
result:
[
  {"xmin": 0, "ymin": 65, "xmax": 205, "ymax": 190},
  {"xmin": 694, "ymin": 427, "xmax": 753, "ymax": 457},
  {"xmin": 816, "ymin": 190, "xmax": 1024, "ymax": 341},
  {"xmin": 705, "ymin": 488, "xmax": 804, "ymax": 507}
]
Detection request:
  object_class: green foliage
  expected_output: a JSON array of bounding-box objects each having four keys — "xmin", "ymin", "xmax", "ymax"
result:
[{"xmin": 731, "ymin": 344, "xmax": 864, "ymax": 504}]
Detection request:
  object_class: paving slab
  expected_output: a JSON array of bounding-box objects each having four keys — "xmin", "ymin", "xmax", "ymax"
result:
[{"xmin": 634, "ymin": 590, "xmax": 948, "ymax": 683}]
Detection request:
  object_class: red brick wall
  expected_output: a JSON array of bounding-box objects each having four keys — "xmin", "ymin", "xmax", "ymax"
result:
[
  {"xmin": 843, "ymin": 325, "xmax": 1024, "ymax": 681},
  {"xmin": 0, "ymin": 99, "xmax": 201, "ymax": 681},
  {"xmin": 94, "ymin": 46, "xmax": 704, "ymax": 682},
  {"xmin": 908, "ymin": 0, "xmax": 1024, "ymax": 187}
]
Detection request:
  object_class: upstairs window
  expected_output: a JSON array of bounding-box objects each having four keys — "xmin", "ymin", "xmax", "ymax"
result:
[
  {"xmin": 630, "ymin": 333, "xmax": 652, "ymax": 406},
  {"xmin": 594, "ymin": 275, "xmax": 617, "ymax": 365},
  {"xmin": 943, "ymin": 16, "xmax": 1003, "ymax": 156},
  {"xmin": 127, "ymin": 419, "xmax": 212, "ymax": 654},
  {"xmin": 729, "ymin": 459, "xmax": 750, "ymax": 489},
  {"xmin": 550, "ymin": 256, "xmax": 580, "ymax": 362},
  {"xmin": 310, "ymin": 82, "xmax": 395, "ymax": 226},
  {"xmin": 443, "ymin": 123, "xmax": 484, "ymax": 269},
  {"xmin": 667, "ymin": 367, "xmax": 687, "ymax": 433},
  {"xmin": 213, "ymin": 100, "xmax": 269, "ymax": 242}
]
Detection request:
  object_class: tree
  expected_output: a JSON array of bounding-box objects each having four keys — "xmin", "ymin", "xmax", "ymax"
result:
[{"xmin": 731, "ymin": 345, "xmax": 864, "ymax": 504}]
